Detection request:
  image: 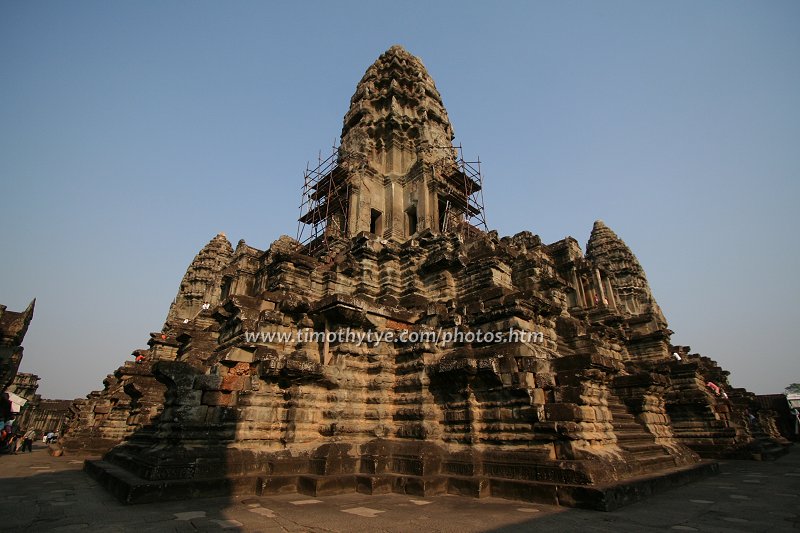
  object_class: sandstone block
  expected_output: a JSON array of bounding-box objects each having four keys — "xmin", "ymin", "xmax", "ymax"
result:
[
  {"xmin": 531, "ymin": 388, "xmax": 546, "ymax": 404},
  {"xmin": 221, "ymin": 375, "xmax": 249, "ymax": 392},
  {"xmin": 202, "ymin": 391, "xmax": 237, "ymax": 407},
  {"xmin": 194, "ymin": 375, "xmax": 224, "ymax": 391},
  {"xmin": 536, "ymin": 373, "xmax": 556, "ymax": 388},
  {"xmin": 545, "ymin": 403, "xmax": 581, "ymax": 421},
  {"xmin": 225, "ymin": 347, "xmax": 256, "ymax": 363}
]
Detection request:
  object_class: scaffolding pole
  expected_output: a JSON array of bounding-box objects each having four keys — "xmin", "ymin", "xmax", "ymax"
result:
[
  {"xmin": 296, "ymin": 145, "xmax": 350, "ymax": 257},
  {"xmin": 297, "ymin": 143, "xmax": 488, "ymax": 254}
]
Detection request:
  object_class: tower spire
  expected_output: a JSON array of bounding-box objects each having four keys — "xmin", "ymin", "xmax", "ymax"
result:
[
  {"xmin": 340, "ymin": 45, "xmax": 457, "ymax": 176},
  {"xmin": 299, "ymin": 46, "xmax": 482, "ymax": 249},
  {"xmin": 586, "ymin": 220, "xmax": 666, "ymax": 326},
  {"xmin": 165, "ymin": 233, "xmax": 233, "ymax": 325}
]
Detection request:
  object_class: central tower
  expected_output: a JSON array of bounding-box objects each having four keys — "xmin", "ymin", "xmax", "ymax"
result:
[{"xmin": 299, "ymin": 46, "xmax": 484, "ymax": 250}]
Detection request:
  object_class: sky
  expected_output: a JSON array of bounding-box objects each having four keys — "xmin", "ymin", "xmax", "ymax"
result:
[{"xmin": 1, "ymin": 1, "xmax": 798, "ymax": 399}]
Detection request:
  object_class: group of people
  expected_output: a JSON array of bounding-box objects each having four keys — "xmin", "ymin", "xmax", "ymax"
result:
[
  {"xmin": 1, "ymin": 391, "xmax": 58, "ymax": 454},
  {"xmin": 1, "ymin": 426, "xmax": 37, "ymax": 454},
  {"xmin": 1, "ymin": 393, "xmax": 39, "ymax": 453}
]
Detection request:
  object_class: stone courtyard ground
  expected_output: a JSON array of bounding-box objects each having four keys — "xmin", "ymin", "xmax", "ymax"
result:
[{"xmin": 0, "ymin": 444, "xmax": 798, "ymax": 532}]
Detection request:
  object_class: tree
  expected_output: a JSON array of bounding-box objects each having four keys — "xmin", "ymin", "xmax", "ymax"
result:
[{"xmin": 786, "ymin": 383, "xmax": 800, "ymax": 394}]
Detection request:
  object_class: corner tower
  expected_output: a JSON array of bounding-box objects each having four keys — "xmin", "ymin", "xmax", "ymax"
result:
[
  {"xmin": 586, "ymin": 220, "xmax": 671, "ymax": 361},
  {"xmin": 299, "ymin": 46, "xmax": 483, "ymax": 249},
  {"xmin": 586, "ymin": 220, "xmax": 665, "ymax": 324},
  {"xmin": 165, "ymin": 233, "xmax": 233, "ymax": 325}
]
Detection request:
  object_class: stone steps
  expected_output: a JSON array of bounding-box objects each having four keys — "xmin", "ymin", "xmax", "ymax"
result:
[
  {"xmin": 620, "ymin": 441, "xmax": 669, "ymax": 455},
  {"xmin": 608, "ymin": 409, "xmax": 634, "ymax": 418},
  {"xmin": 606, "ymin": 393, "xmax": 676, "ymax": 468},
  {"xmin": 634, "ymin": 454, "xmax": 677, "ymax": 468},
  {"xmin": 84, "ymin": 456, "xmax": 720, "ymax": 511},
  {"xmin": 615, "ymin": 432, "xmax": 656, "ymax": 443},
  {"xmin": 749, "ymin": 431, "xmax": 792, "ymax": 461},
  {"xmin": 612, "ymin": 422, "xmax": 646, "ymax": 432}
]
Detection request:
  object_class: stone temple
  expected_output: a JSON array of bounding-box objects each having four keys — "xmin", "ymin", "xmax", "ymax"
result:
[
  {"xmin": 68, "ymin": 46, "xmax": 789, "ymax": 509},
  {"xmin": 1, "ymin": 300, "xmax": 35, "ymax": 393}
]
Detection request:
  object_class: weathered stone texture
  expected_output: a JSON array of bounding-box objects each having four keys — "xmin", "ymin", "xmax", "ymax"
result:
[
  {"xmin": 76, "ymin": 46, "xmax": 786, "ymax": 508},
  {"xmin": 0, "ymin": 300, "xmax": 35, "ymax": 393},
  {"xmin": 8, "ymin": 373, "xmax": 72, "ymax": 435}
]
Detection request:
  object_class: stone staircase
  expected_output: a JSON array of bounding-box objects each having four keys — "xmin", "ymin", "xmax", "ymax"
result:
[
  {"xmin": 748, "ymin": 423, "xmax": 792, "ymax": 461},
  {"xmin": 607, "ymin": 394, "xmax": 677, "ymax": 471}
]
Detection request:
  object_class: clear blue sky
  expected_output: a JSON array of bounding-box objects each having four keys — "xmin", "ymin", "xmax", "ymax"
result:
[{"xmin": 1, "ymin": 1, "xmax": 798, "ymax": 399}]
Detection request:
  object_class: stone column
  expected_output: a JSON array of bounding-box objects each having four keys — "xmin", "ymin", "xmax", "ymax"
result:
[
  {"xmin": 347, "ymin": 186, "xmax": 360, "ymax": 236},
  {"xmin": 571, "ymin": 272, "xmax": 584, "ymax": 309},
  {"xmin": 430, "ymin": 185, "xmax": 440, "ymax": 232},
  {"xmin": 419, "ymin": 171, "xmax": 431, "ymax": 231},
  {"xmin": 603, "ymin": 276, "xmax": 617, "ymax": 309},
  {"xmin": 594, "ymin": 269, "xmax": 607, "ymax": 307},
  {"xmin": 578, "ymin": 276, "xmax": 589, "ymax": 307},
  {"xmin": 390, "ymin": 180, "xmax": 404, "ymax": 239}
]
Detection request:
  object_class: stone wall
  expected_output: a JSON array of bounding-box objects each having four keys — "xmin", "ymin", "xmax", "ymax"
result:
[{"xmin": 76, "ymin": 46, "xmax": 787, "ymax": 508}]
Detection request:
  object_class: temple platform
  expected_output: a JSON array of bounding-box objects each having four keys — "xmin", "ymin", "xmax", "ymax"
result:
[
  {"xmin": 1, "ymin": 443, "xmax": 797, "ymax": 531},
  {"xmin": 84, "ymin": 455, "xmax": 719, "ymax": 511}
]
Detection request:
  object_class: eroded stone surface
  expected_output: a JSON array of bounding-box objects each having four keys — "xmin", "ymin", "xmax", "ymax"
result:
[
  {"xmin": 65, "ymin": 46, "xmax": 789, "ymax": 508},
  {"xmin": 0, "ymin": 300, "xmax": 35, "ymax": 393}
]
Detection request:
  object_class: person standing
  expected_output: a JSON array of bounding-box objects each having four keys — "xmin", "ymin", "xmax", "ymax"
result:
[
  {"xmin": 22, "ymin": 428, "xmax": 35, "ymax": 452},
  {"xmin": 9, "ymin": 430, "xmax": 21, "ymax": 454}
]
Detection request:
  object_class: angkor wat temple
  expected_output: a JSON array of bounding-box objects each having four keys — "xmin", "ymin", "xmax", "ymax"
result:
[{"xmin": 65, "ymin": 46, "xmax": 789, "ymax": 510}]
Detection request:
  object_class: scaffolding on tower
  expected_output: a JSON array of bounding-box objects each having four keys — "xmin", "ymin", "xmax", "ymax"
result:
[
  {"xmin": 437, "ymin": 144, "xmax": 489, "ymax": 242},
  {"xmin": 297, "ymin": 143, "xmax": 488, "ymax": 256},
  {"xmin": 296, "ymin": 145, "xmax": 350, "ymax": 257}
]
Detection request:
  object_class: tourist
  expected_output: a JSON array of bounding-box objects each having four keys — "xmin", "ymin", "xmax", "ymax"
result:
[
  {"xmin": 22, "ymin": 428, "xmax": 35, "ymax": 452},
  {"xmin": 0, "ymin": 421, "xmax": 13, "ymax": 444},
  {"xmin": 0, "ymin": 392, "xmax": 13, "ymax": 428},
  {"xmin": 14, "ymin": 428, "xmax": 26, "ymax": 453},
  {"xmin": 0, "ymin": 424, "xmax": 14, "ymax": 453},
  {"xmin": 744, "ymin": 409, "xmax": 757, "ymax": 427},
  {"xmin": 7, "ymin": 429, "xmax": 22, "ymax": 454},
  {"xmin": 135, "ymin": 354, "xmax": 145, "ymax": 364},
  {"xmin": 672, "ymin": 352, "xmax": 682, "ymax": 361},
  {"xmin": 705, "ymin": 381, "xmax": 721, "ymax": 395}
]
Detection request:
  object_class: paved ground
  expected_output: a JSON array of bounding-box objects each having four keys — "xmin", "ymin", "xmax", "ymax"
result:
[{"xmin": 1, "ymin": 444, "xmax": 798, "ymax": 532}]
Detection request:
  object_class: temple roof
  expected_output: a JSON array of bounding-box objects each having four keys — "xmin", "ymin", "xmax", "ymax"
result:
[
  {"xmin": 586, "ymin": 220, "xmax": 646, "ymax": 281},
  {"xmin": 182, "ymin": 233, "xmax": 233, "ymax": 280},
  {"xmin": 164, "ymin": 233, "xmax": 234, "ymax": 325},
  {"xmin": 587, "ymin": 220, "xmax": 666, "ymax": 324},
  {"xmin": 340, "ymin": 45, "xmax": 456, "ymax": 171},
  {"xmin": 0, "ymin": 299, "xmax": 35, "ymax": 345}
]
